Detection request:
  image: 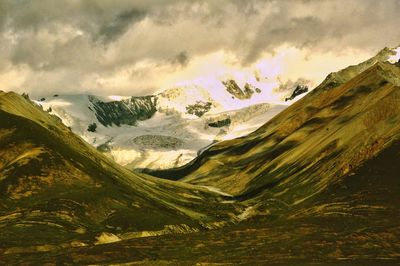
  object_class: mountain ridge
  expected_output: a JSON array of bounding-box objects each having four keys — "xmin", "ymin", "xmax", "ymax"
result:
[
  {"xmin": 148, "ymin": 46, "xmax": 400, "ymax": 185},
  {"xmin": 154, "ymin": 61, "xmax": 400, "ymax": 198},
  {"xmin": 37, "ymin": 46, "xmax": 400, "ymax": 171}
]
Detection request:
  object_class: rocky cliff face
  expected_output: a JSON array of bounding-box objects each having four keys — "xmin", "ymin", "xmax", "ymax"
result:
[{"xmin": 89, "ymin": 96, "xmax": 158, "ymax": 127}]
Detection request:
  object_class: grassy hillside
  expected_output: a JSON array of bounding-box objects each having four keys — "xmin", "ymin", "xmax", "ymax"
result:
[
  {"xmin": 4, "ymin": 139, "xmax": 399, "ymax": 264},
  {"xmin": 0, "ymin": 91, "xmax": 242, "ymax": 250}
]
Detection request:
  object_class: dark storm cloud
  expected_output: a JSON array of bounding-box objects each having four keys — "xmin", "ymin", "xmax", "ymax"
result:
[
  {"xmin": 0, "ymin": 1, "xmax": 6, "ymax": 30},
  {"xmin": 243, "ymin": 0, "xmax": 400, "ymax": 63},
  {"xmin": 97, "ymin": 8, "xmax": 147, "ymax": 43},
  {"xmin": 0, "ymin": 0, "xmax": 399, "ymax": 96},
  {"xmin": 172, "ymin": 51, "xmax": 190, "ymax": 67}
]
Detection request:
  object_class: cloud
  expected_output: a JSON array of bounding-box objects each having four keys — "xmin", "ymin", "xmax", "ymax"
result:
[
  {"xmin": 243, "ymin": 0, "xmax": 400, "ymax": 63},
  {"xmin": 172, "ymin": 51, "xmax": 190, "ymax": 67},
  {"xmin": 97, "ymin": 9, "xmax": 147, "ymax": 43},
  {"xmin": 0, "ymin": 0, "xmax": 399, "ymax": 97}
]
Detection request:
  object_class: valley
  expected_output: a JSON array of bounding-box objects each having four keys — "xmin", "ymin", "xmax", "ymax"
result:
[{"xmin": 0, "ymin": 45, "xmax": 400, "ymax": 264}]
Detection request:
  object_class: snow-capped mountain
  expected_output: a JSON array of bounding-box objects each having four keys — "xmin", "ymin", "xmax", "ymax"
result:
[
  {"xmin": 34, "ymin": 45, "xmax": 400, "ymax": 170},
  {"xmin": 35, "ymin": 79, "xmax": 289, "ymax": 170}
]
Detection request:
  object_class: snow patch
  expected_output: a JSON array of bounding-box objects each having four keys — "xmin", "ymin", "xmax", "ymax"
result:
[{"xmin": 388, "ymin": 47, "xmax": 400, "ymax": 64}]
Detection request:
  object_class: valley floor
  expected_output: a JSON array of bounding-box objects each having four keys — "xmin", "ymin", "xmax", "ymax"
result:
[
  {"xmin": 2, "ymin": 217, "xmax": 399, "ymax": 265},
  {"xmin": 2, "ymin": 140, "xmax": 400, "ymax": 265}
]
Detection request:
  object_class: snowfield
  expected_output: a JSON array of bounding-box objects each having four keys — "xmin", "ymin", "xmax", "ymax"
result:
[{"xmin": 35, "ymin": 82, "xmax": 289, "ymax": 170}]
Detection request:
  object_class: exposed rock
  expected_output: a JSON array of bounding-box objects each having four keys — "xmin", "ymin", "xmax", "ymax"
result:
[
  {"xmin": 285, "ymin": 85, "xmax": 308, "ymax": 101},
  {"xmin": 89, "ymin": 96, "xmax": 157, "ymax": 127},
  {"xmin": 87, "ymin": 122, "xmax": 97, "ymax": 132},
  {"xmin": 186, "ymin": 101, "xmax": 212, "ymax": 117},
  {"xmin": 208, "ymin": 117, "xmax": 231, "ymax": 128},
  {"xmin": 222, "ymin": 80, "xmax": 254, "ymax": 100}
]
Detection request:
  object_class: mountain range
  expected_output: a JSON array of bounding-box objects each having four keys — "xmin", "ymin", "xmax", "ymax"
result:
[
  {"xmin": 0, "ymin": 45, "xmax": 399, "ymax": 264},
  {"xmin": 34, "ymin": 79, "xmax": 288, "ymax": 170}
]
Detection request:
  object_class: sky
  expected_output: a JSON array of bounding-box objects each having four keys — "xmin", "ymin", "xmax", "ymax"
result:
[{"xmin": 0, "ymin": 0, "xmax": 399, "ymax": 98}]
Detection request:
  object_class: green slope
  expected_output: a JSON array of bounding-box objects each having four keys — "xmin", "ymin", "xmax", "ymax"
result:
[{"xmin": 0, "ymin": 91, "xmax": 242, "ymax": 250}]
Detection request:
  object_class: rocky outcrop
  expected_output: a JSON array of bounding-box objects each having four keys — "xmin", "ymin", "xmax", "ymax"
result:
[
  {"xmin": 285, "ymin": 85, "xmax": 308, "ymax": 101},
  {"xmin": 186, "ymin": 101, "xmax": 212, "ymax": 117},
  {"xmin": 89, "ymin": 96, "xmax": 157, "ymax": 127},
  {"xmin": 222, "ymin": 80, "xmax": 254, "ymax": 100},
  {"xmin": 208, "ymin": 117, "xmax": 231, "ymax": 128}
]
